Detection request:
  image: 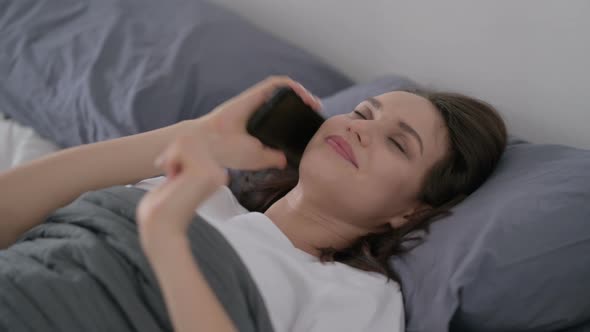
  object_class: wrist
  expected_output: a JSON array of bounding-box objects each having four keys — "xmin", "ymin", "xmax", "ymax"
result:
[
  {"xmin": 185, "ymin": 116, "xmax": 217, "ymax": 143},
  {"xmin": 141, "ymin": 227, "xmax": 188, "ymax": 260},
  {"xmin": 176, "ymin": 118, "xmax": 229, "ymax": 186},
  {"xmin": 138, "ymin": 171, "xmax": 226, "ymax": 249},
  {"xmin": 176, "ymin": 118, "xmax": 208, "ymax": 139}
]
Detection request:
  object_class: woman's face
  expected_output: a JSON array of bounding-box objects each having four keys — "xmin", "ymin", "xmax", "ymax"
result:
[{"xmin": 298, "ymin": 91, "xmax": 449, "ymax": 230}]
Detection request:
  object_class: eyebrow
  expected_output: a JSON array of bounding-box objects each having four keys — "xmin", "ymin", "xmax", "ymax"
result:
[
  {"xmin": 363, "ymin": 97, "xmax": 424, "ymax": 156},
  {"xmin": 366, "ymin": 97, "xmax": 382, "ymax": 110}
]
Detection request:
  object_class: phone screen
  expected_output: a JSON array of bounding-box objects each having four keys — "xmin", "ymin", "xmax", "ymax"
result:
[{"xmin": 247, "ymin": 87, "xmax": 325, "ymax": 168}]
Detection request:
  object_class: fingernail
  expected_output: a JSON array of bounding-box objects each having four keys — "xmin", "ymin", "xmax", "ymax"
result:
[
  {"xmin": 154, "ymin": 156, "xmax": 164, "ymax": 168},
  {"xmin": 297, "ymin": 82, "xmax": 313, "ymax": 97},
  {"xmin": 315, "ymin": 97, "xmax": 323, "ymax": 108}
]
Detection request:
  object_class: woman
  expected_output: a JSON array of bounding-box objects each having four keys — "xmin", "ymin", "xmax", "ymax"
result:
[{"xmin": 0, "ymin": 76, "xmax": 507, "ymax": 331}]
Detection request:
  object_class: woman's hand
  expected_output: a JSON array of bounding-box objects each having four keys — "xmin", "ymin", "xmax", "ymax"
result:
[
  {"xmin": 136, "ymin": 76, "xmax": 321, "ymax": 243},
  {"xmin": 198, "ymin": 76, "xmax": 323, "ymax": 171},
  {"xmin": 136, "ymin": 134, "xmax": 228, "ymax": 244}
]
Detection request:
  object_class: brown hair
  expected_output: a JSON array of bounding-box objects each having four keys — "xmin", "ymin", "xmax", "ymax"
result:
[{"xmin": 232, "ymin": 90, "xmax": 507, "ymax": 283}]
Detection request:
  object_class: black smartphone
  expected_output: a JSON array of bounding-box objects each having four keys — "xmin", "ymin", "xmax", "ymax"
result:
[{"xmin": 247, "ymin": 87, "xmax": 325, "ymax": 168}]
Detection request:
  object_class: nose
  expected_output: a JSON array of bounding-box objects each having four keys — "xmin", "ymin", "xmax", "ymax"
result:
[{"xmin": 347, "ymin": 119, "xmax": 371, "ymax": 147}]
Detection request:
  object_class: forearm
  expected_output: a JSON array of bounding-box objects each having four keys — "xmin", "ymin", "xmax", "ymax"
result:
[
  {"xmin": 145, "ymin": 233, "xmax": 237, "ymax": 332},
  {"xmin": 0, "ymin": 119, "xmax": 201, "ymax": 248}
]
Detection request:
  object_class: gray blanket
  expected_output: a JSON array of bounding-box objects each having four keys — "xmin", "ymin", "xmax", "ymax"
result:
[{"xmin": 0, "ymin": 185, "xmax": 274, "ymax": 332}]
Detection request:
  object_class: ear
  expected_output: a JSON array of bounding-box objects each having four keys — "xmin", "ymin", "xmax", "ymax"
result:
[{"xmin": 387, "ymin": 202, "xmax": 432, "ymax": 229}]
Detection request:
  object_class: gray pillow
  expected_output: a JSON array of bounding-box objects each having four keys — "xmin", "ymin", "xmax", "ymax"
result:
[
  {"xmin": 561, "ymin": 321, "xmax": 590, "ymax": 332},
  {"xmin": 320, "ymin": 75, "xmax": 418, "ymax": 117},
  {"xmin": 391, "ymin": 142, "xmax": 590, "ymax": 332},
  {"xmin": 0, "ymin": 0, "xmax": 351, "ymax": 148}
]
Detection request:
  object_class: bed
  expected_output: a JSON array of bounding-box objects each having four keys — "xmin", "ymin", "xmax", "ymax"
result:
[
  {"xmin": 1, "ymin": 0, "xmax": 589, "ymax": 331},
  {"xmin": 0, "ymin": 113, "xmax": 59, "ymax": 172}
]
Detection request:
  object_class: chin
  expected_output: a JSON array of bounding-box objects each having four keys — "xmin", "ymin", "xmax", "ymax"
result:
[{"xmin": 299, "ymin": 149, "xmax": 349, "ymax": 183}]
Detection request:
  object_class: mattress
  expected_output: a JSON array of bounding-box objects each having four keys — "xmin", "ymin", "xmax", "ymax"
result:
[{"xmin": 0, "ymin": 113, "xmax": 61, "ymax": 172}]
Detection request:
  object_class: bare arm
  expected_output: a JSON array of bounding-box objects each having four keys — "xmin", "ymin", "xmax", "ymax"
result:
[
  {"xmin": 0, "ymin": 119, "xmax": 200, "ymax": 249},
  {"xmin": 139, "ymin": 169, "xmax": 237, "ymax": 332},
  {"xmin": 136, "ymin": 133, "xmax": 237, "ymax": 332},
  {"xmin": 145, "ymin": 233, "xmax": 237, "ymax": 332}
]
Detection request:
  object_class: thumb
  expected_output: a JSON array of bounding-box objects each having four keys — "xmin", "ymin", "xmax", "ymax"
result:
[{"xmin": 262, "ymin": 147, "xmax": 288, "ymax": 170}]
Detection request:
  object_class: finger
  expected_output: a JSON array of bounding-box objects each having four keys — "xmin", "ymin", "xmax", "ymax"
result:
[
  {"xmin": 275, "ymin": 78, "xmax": 322, "ymax": 112},
  {"xmin": 144, "ymin": 172, "xmax": 204, "ymax": 222},
  {"xmin": 154, "ymin": 153, "xmax": 166, "ymax": 169},
  {"xmin": 241, "ymin": 76, "xmax": 322, "ymax": 113},
  {"xmin": 291, "ymin": 82, "xmax": 323, "ymax": 112},
  {"xmin": 260, "ymin": 146, "xmax": 288, "ymax": 170},
  {"xmin": 154, "ymin": 145, "xmax": 175, "ymax": 171},
  {"xmin": 155, "ymin": 148, "xmax": 179, "ymax": 179},
  {"xmin": 166, "ymin": 161, "xmax": 183, "ymax": 180},
  {"xmin": 155, "ymin": 172, "xmax": 192, "ymax": 201}
]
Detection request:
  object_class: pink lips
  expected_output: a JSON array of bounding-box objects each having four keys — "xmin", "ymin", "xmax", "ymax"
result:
[{"xmin": 325, "ymin": 135, "xmax": 358, "ymax": 168}]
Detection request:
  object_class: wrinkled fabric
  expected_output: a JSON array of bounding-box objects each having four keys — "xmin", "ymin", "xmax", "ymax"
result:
[{"xmin": 0, "ymin": 185, "xmax": 274, "ymax": 332}]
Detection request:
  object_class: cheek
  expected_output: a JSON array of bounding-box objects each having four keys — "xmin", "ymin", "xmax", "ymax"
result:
[
  {"xmin": 360, "ymin": 161, "xmax": 420, "ymax": 211},
  {"xmin": 299, "ymin": 146, "xmax": 331, "ymax": 175},
  {"xmin": 366, "ymin": 170, "xmax": 404, "ymax": 205}
]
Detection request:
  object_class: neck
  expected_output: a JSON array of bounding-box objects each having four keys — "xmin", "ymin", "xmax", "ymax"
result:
[{"xmin": 263, "ymin": 184, "xmax": 369, "ymax": 257}]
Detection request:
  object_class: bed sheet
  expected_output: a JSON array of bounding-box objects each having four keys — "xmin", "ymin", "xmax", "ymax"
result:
[{"xmin": 0, "ymin": 113, "xmax": 60, "ymax": 172}]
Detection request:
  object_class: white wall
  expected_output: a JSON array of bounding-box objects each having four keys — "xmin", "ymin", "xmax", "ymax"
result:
[{"xmin": 210, "ymin": 0, "xmax": 590, "ymax": 149}]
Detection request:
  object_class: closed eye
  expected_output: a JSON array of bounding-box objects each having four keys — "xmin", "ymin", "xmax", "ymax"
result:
[
  {"xmin": 389, "ymin": 138, "xmax": 406, "ymax": 153},
  {"xmin": 353, "ymin": 110, "xmax": 367, "ymax": 119},
  {"xmin": 353, "ymin": 110, "xmax": 407, "ymax": 155}
]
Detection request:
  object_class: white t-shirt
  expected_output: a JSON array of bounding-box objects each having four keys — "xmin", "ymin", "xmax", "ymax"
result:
[{"xmin": 129, "ymin": 176, "xmax": 404, "ymax": 332}]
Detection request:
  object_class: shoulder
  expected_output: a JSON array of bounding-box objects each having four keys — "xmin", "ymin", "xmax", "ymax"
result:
[
  {"xmin": 299, "ymin": 263, "xmax": 405, "ymax": 331},
  {"xmin": 307, "ymin": 260, "xmax": 402, "ymax": 300}
]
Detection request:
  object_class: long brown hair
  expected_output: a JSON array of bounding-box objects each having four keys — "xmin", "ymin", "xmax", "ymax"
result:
[{"xmin": 231, "ymin": 90, "xmax": 507, "ymax": 283}]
